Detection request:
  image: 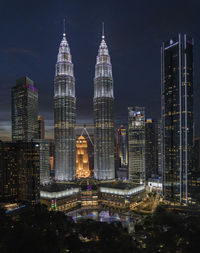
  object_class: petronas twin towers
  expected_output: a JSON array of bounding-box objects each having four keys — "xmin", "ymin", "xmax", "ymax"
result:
[{"xmin": 54, "ymin": 28, "xmax": 114, "ymax": 181}]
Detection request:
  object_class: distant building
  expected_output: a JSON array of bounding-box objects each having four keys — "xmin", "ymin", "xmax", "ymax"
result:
[
  {"xmin": 128, "ymin": 107, "xmax": 145, "ymax": 184},
  {"xmin": 75, "ymin": 124, "xmax": 94, "ymax": 176},
  {"xmin": 0, "ymin": 142, "xmax": 18, "ymax": 202},
  {"xmin": 0, "ymin": 141, "xmax": 40, "ymax": 204},
  {"xmin": 38, "ymin": 115, "xmax": 45, "ymax": 139},
  {"xmin": 76, "ymin": 136, "xmax": 90, "ymax": 178},
  {"xmin": 117, "ymin": 125, "xmax": 128, "ymax": 167},
  {"xmin": 34, "ymin": 139, "xmax": 50, "ymax": 185},
  {"xmin": 161, "ymin": 34, "xmax": 194, "ymax": 204},
  {"xmin": 145, "ymin": 119, "xmax": 156, "ymax": 179},
  {"xmin": 49, "ymin": 140, "xmax": 55, "ymax": 175},
  {"xmin": 155, "ymin": 119, "xmax": 162, "ymax": 176},
  {"xmin": 11, "ymin": 76, "xmax": 38, "ymax": 141}
]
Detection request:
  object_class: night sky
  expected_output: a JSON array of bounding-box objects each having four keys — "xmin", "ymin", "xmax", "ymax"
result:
[{"xmin": 1, "ymin": 0, "xmax": 200, "ymax": 140}]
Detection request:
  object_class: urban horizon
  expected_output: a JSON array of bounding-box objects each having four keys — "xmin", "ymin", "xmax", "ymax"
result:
[{"xmin": 1, "ymin": 0, "xmax": 200, "ymax": 141}]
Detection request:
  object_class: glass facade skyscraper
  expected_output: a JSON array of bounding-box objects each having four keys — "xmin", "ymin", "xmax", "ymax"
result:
[
  {"xmin": 161, "ymin": 34, "xmax": 194, "ymax": 204},
  {"xmin": 93, "ymin": 31, "xmax": 115, "ymax": 180},
  {"xmin": 128, "ymin": 107, "xmax": 145, "ymax": 184},
  {"xmin": 11, "ymin": 76, "xmax": 38, "ymax": 141},
  {"xmin": 54, "ymin": 33, "xmax": 76, "ymax": 181}
]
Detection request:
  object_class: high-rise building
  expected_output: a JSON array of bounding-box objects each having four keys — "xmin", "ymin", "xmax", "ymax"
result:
[
  {"xmin": 117, "ymin": 125, "xmax": 128, "ymax": 167},
  {"xmin": 34, "ymin": 139, "xmax": 50, "ymax": 185},
  {"xmin": 38, "ymin": 115, "xmax": 45, "ymax": 139},
  {"xmin": 11, "ymin": 76, "xmax": 38, "ymax": 141},
  {"xmin": 128, "ymin": 107, "xmax": 145, "ymax": 184},
  {"xmin": 93, "ymin": 27, "xmax": 115, "ymax": 180},
  {"xmin": 0, "ymin": 141, "xmax": 18, "ymax": 202},
  {"xmin": 145, "ymin": 119, "xmax": 157, "ymax": 179},
  {"xmin": 0, "ymin": 141, "xmax": 40, "ymax": 204},
  {"xmin": 76, "ymin": 136, "xmax": 90, "ymax": 178},
  {"xmin": 161, "ymin": 34, "xmax": 194, "ymax": 204},
  {"xmin": 54, "ymin": 32, "xmax": 76, "ymax": 181},
  {"xmin": 155, "ymin": 119, "xmax": 162, "ymax": 176}
]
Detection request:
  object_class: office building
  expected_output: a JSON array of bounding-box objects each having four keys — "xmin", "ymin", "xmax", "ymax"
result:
[
  {"xmin": 161, "ymin": 34, "xmax": 194, "ymax": 204},
  {"xmin": 145, "ymin": 119, "xmax": 157, "ymax": 178},
  {"xmin": 93, "ymin": 27, "xmax": 115, "ymax": 180},
  {"xmin": 128, "ymin": 107, "xmax": 145, "ymax": 184},
  {"xmin": 0, "ymin": 141, "xmax": 40, "ymax": 204},
  {"xmin": 54, "ymin": 32, "xmax": 76, "ymax": 181},
  {"xmin": 35, "ymin": 139, "xmax": 50, "ymax": 185},
  {"xmin": 0, "ymin": 141, "xmax": 18, "ymax": 202},
  {"xmin": 11, "ymin": 76, "xmax": 38, "ymax": 141}
]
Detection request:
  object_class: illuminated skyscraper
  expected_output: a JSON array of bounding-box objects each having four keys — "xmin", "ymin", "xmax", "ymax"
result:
[
  {"xmin": 128, "ymin": 107, "xmax": 145, "ymax": 184},
  {"xmin": 11, "ymin": 76, "xmax": 38, "ymax": 141},
  {"xmin": 161, "ymin": 34, "xmax": 193, "ymax": 204},
  {"xmin": 54, "ymin": 31, "xmax": 76, "ymax": 181},
  {"xmin": 93, "ymin": 25, "xmax": 115, "ymax": 180}
]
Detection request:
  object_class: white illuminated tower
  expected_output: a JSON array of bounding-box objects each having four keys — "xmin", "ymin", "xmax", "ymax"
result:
[
  {"xmin": 54, "ymin": 30, "xmax": 76, "ymax": 181},
  {"xmin": 93, "ymin": 24, "xmax": 115, "ymax": 180}
]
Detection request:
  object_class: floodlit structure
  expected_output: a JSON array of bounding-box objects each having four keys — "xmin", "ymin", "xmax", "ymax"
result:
[
  {"xmin": 54, "ymin": 31, "xmax": 76, "ymax": 181},
  {"xmin": 76, "ymin": 136, "xmax": 90, "ymax": 178},
  {"xmin": 93, "ymin": 24, "xmax": 115, "ymax": 180},
  {"xmin": 161, "ymin": 34, "xmax": 194, "ymax": 204}
]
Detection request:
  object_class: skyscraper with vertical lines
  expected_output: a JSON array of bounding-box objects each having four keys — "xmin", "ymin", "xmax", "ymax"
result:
[
  {"xmin": 161, "ymin": 34, "xmax": 194, "ymax": 204},
  {"xmin": 93, "ymin": 28, "xmax": 115, "ymax": 180},
  {"xmin": 54, "ymin": 32, "xmax": 76, "ymax": 181}
]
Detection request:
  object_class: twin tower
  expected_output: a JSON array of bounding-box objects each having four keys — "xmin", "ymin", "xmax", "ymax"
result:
[{"xmin": 54, "ymin": 29, "xmax": 115, "ymax": 181}]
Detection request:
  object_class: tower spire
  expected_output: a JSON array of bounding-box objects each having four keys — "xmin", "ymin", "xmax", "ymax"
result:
[
  {"xmin": 63, "ymin": 18, "xmax": 66, "ymax": 36},
  {"xmin": 102, "ymin": 22, "xmax": 105, "ymax": 39}
]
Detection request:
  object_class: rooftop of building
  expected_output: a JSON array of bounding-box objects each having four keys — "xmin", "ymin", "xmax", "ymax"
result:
[
  {"xmin": 40, "ymin": 182, "xmax": 79, "ymax": 193},
  {"xmin": 99, "ymin": 180, "xmax": 139, "ymax": 190}
]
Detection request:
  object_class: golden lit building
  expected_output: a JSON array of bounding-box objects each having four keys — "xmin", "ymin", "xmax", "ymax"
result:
[{"xmin": 76, "ymin": 136, "xmax": 90, "ymax": 178}]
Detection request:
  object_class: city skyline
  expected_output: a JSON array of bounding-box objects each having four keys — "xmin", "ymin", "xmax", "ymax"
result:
[{"xmin": 1, "ymin": 0, "xmax": 200, "ymax": 141}]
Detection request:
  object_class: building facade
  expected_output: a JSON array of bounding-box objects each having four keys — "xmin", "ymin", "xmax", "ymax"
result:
[
  {"xmin": 161, "ymin": 34, "xmax": 194, "ymax": 204},
  {"xmin": 34, "ymin": 139, "xmax": 50, "ymax": 185},
  {"xmin": 11, "ymin": 76, "xmax": 38, "ymax": 141},
  {"xmin": 93, "ymin": 31, "xmax": 115, "ymax": 180},
  {"xmin": 128, "ymin": 107, "xmax": 145, "ymax": 184},
  {"xmin": 0, "ymin": 141, "xmax": 40, "ymax": 204},
  {"xmin": 54, "ymin": 32, "xmax": 76, "ymax": 181}
]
